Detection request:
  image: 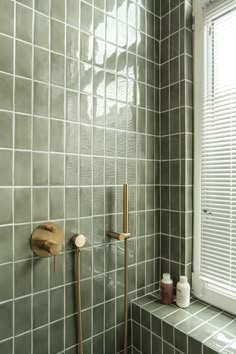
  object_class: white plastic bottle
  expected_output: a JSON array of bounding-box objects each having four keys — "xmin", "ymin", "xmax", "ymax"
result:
[{"xmin": 176, "ymin": 276, "xmax": 190, "ymax": 308}]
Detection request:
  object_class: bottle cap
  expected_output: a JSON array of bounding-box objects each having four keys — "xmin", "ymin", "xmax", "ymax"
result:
[
  {"xmin": 180, "ymin": 276, "xmax": 187, "ymax": 283},
  {"xmin": 163, "ymin": 273, "xmax": 171, "ymax": 281}
]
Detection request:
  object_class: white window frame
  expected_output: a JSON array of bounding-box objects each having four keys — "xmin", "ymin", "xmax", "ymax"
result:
[{"xmin": 193, "ymin": 0, "xmax": 236, "ymax": 315}]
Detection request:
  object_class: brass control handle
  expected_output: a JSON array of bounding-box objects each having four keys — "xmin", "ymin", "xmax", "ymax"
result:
[{"xmin": 43, "ymin": 240, "xmax": 62, "ymax": 256}]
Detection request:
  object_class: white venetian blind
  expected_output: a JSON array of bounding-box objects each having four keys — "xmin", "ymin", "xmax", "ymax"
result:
[{"xmin": 200, "ymin": 0, "xmax": 236, "ymax": 295}]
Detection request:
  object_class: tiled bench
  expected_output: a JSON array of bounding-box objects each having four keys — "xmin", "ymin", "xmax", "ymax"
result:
[{"xmin": 131, "ymin": 293, "xmax": 236, "ymax": 354}]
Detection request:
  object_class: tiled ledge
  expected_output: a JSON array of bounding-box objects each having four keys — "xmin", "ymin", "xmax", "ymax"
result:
[{"xmin": 131, "ymin": 293, "xmax": 236, "ymax": 354}]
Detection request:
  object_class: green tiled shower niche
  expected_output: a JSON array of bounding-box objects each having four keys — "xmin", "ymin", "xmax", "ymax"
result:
[{"xmin": 0, "ymin": 0, "xmax": 160, "ymax": 353}]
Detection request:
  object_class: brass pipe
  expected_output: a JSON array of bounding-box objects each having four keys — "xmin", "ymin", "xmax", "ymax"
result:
[
  {"xmin": 107, "ymin": 184, "xmax": 129, "ymax": 354},
  {"xmin": 123, "ymin": 183, "xmax": 128, "ymax": 234}
]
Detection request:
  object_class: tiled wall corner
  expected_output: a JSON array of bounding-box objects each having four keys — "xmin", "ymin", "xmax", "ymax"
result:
[
  {"xmin": 0, "ymin": 0, "xmax": 160, "ymax": 353},
  {"xmin": 159, "ymin": 0, "xmax": 193, "ymax": 285}
]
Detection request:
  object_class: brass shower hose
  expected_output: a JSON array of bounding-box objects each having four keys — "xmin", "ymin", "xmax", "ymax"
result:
[
  {"xmin": 123, "ymin": 237, "xmax": 128, "ymax": 354},
  {"xmin": 76, "ymin": 247, "xmax": 83, "ymax": 354}
]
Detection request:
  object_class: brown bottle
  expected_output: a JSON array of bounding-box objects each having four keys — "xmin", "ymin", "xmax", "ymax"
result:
[{"xmin": 161, "ymin": 273, "xmax": 174, "ymax": 305}]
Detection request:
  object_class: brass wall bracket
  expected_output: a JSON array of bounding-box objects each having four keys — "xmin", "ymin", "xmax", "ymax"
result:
[
  {"xmin": 31, "ymin": 222, "xmax": 64, "ymax": 258},
  {"xmin": 107, "ymin": 231, "xmax": 130, "ymax": 241}
]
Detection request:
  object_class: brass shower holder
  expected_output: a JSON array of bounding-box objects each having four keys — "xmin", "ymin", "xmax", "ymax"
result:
[
  {"xmin": 31, "ymin": 222, "xmax": 64, "ymax": 258},
  {"xmin": 108, "ymin": 231, "xmax": 130, "ymax": 241}
]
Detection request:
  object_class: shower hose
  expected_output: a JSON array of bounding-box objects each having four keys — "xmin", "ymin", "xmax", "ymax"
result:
[{"xmin": 76, "ymin": 247, "xmax": 83, "ymax": 354}]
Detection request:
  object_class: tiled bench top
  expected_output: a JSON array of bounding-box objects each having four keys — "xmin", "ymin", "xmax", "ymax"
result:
[{"xmin": 131, "ymin": 293, "xmax": 236, "ymax": 354}]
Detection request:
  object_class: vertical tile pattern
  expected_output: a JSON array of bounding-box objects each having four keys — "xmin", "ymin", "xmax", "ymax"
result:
[
  {"xmin": 0, "ymin": 0, "xmax": 160, "ymax": 353},
  {"xmin": 159, "ymin": 0, "xmax": 193, "ymax": 285}
]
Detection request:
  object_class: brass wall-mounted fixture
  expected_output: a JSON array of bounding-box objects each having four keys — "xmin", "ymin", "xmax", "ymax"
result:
[
  {"xmin": 107, "ymin": 183, "xmax": 130, "ymax": 354},
  {"xmin": 31, "ymin": 222, "xmax": 64, "ymax": 271}
]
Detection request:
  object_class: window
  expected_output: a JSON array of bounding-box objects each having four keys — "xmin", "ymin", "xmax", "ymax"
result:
[{"xmin": 193, "ymin": 0, "xmax": 236, "ymax": 315}]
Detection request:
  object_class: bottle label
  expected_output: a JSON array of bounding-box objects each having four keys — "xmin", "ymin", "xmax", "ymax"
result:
[{"xmin": 176, "ymin": 288, "xmax": 190, "ymax": 307}]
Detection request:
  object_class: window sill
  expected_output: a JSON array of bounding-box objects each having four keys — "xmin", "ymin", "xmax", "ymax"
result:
[{"xmin": 131, "ymin": 292, "xmax": 236, "ymax": 354}]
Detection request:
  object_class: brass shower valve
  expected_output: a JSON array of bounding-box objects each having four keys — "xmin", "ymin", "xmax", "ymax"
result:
[{"xmin": 31, "ymin": 222, "xmax": 64, "ymax": 272}]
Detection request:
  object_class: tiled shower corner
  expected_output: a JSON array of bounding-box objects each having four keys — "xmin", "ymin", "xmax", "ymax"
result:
[
  {"xmin": 159, "ymin": 0, "xmax": 193, "ymax": 286},
  {"xmin": 0, "ymin": 0, "xmax": 160, "ymax": 353}
]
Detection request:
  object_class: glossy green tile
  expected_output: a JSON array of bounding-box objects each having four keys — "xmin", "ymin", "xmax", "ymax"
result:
[
  {"xmin": 50, "ymin": 154, "xmax": 64, "ymax": 186},
  {"xmin": 66, "ymin": 91, "xmax": 79, "ymax": 122},
  {"xmin": 15, "ymin": 259, "xmax": 32, "ymax": 297},
  {"xmin": 93, "ymin": 304, "xmax": 104, "ymax": 335},
  {"xmin": 33, "ymin": 153, "xmax": 48, "ymax": 186},
  {"xmin": 80, "ymin": 247, "xmax": 92, "ymax": 280},
  {"xmin": 0, "ymin": 301, "xmax": 13, "ymax": 340},
  {"xmin": 82, "ymin": 308, "xmax": 92, "ymax": 340},
  {"xmin": 0, "ymin": 226, "xmax": 12, "ymax": 264},
  {"xmin": 14, "ymin": 188, "xmax": 31, "ymax": 223},
  {"xmin": 65, "ymin": 283, "xmax": 76, "ymax": 315},
  {"xmin": 0, "ymin": 112, "xmax": 12, "ymax": 148},
  {"xmin": 66, "ymin": 122, "xmax": 78, "ymax": 153},
  {"xmin": 0, "ymin": 72, "xmax": 13, "ymax": 110},
  {"xmin": 33, "ymin": 291, "xmax": 48, "ymax": 328},
  {"xmin": 50, "ymin": 187, "xmax": 64, "ymax": 219},
  {"xmin": 15, "ymin": 332, "xmax": 31, "ymax": 354},
  {"xmin": 81, "ymin": 2, "xmax": 93, "ymax": 33},
  {"xmin": 33, "ymin": 326, "xmax": 48, "ymax": 354},
  {"xmin": 50, "ymin": 319, "xmax": 64, "ymax": 354},
  {"xmin": 15, "ymin": 77, "xmax": 32, "ymax": 114},
  {"xmin": 16, "ymin": 4, "xmax": 32, "ymax": 42},
  {"xmin": 51, "ymin": 19, "xmax": 65, "ymax": 54},
  {"xmin": 15, "ymin": 40, "xmax": 32, "ymax": 78},
  {"xmin": 50, "ymin": 287, "xmax": 64, "ymax": 321},
  {"xmin": 66, "ymin": 154, "xmax": 78, "ymax": 185},
  {"xmin": 51, "ymin": 0, "xmax": 65, "ymax": 21},
  {"xmin": 0, "ymin": 263, "xmax": 13, "ymax": 301},
  {"xmin": 34, "ymin": 12, "xmax": 49, "ymax": 48},
  {"xmin": 50, "ymin": 120, "xmax": 64, "ymax": 152},
  {"xmin": 15, "ymin": 296, "xmax": 31, "ymax": 335},
  {"xmin": 33, "ymin": 258, "xmax": 49, "ymax": 293},
  {"xmin": 15, "ymin": 151, "xmax": 31, "ymax": 186},
  {"xmin": 191, "ymin": 323, "xmax": 218, "ymax": 342},
  {"xmin": 93, "ymin": 333, "xmax": 104, "ymax": 353},
  {"xmin": 0, "ymin": 0, "xmax": 14, "ymax": 36},
  {"xmin": 51, "ymin": 52, "xmax": 64, "ymax": 86},
  {"xmin": 33, "ymin": 116, "xmax": 48, "ymax": 151},
  {"xmin": 80, "ymin": 278, "xmax": 92, "ymax": 310},
  {"xmin": 34, "ymin": 47, "xmax": 49, "ymax": 83},
  {"xmin": 65, "ymin": 251, "xmax": 76, "ymax": 284},
  {"xmin": 34, "ymin": 82, "xmax": 49, "ymax": 117},
  {"xmin": 0, "ymin": 34, "xmax": 13, "ymax": 73},
  {"xmin": 50, "ymin": 86, "xmax": 64, "ymax": 119},
  {"xmin": 67, "ymin": 0, "xmax": 80, "ymax": 27},
  {"xmin": 66, "ymin": 58, "xmax": 79, "ymax": 91},
  {"xmin": 67, "ymin": 26, "xmax": 79, "ymax": 59},
  {"xmin": 0, "ymin": 150, "xmax": 12, "ymax": 186},
  {"xmin": 32, "ymin": 188, "xmax": 48, "ymax": 221},
  {"xmin": 15, "ymin": 114, "xmax": 31, "ymax": 151},
  {"xmin": 65, "ymin": 314, "xmax": 77, "ymax": 348},
  {"xmin": 35, "ymin": 0, "xmax": 49, "ymax": 14}
]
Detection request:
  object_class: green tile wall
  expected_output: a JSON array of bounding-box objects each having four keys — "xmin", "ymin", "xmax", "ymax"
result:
[
  {"xmin": 0, "ymin": 0, "xmax": 160, "ymax": 353},
  {"xmin": 159, "ymin": 0, "xmax": 193, "ymax": 286}
]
